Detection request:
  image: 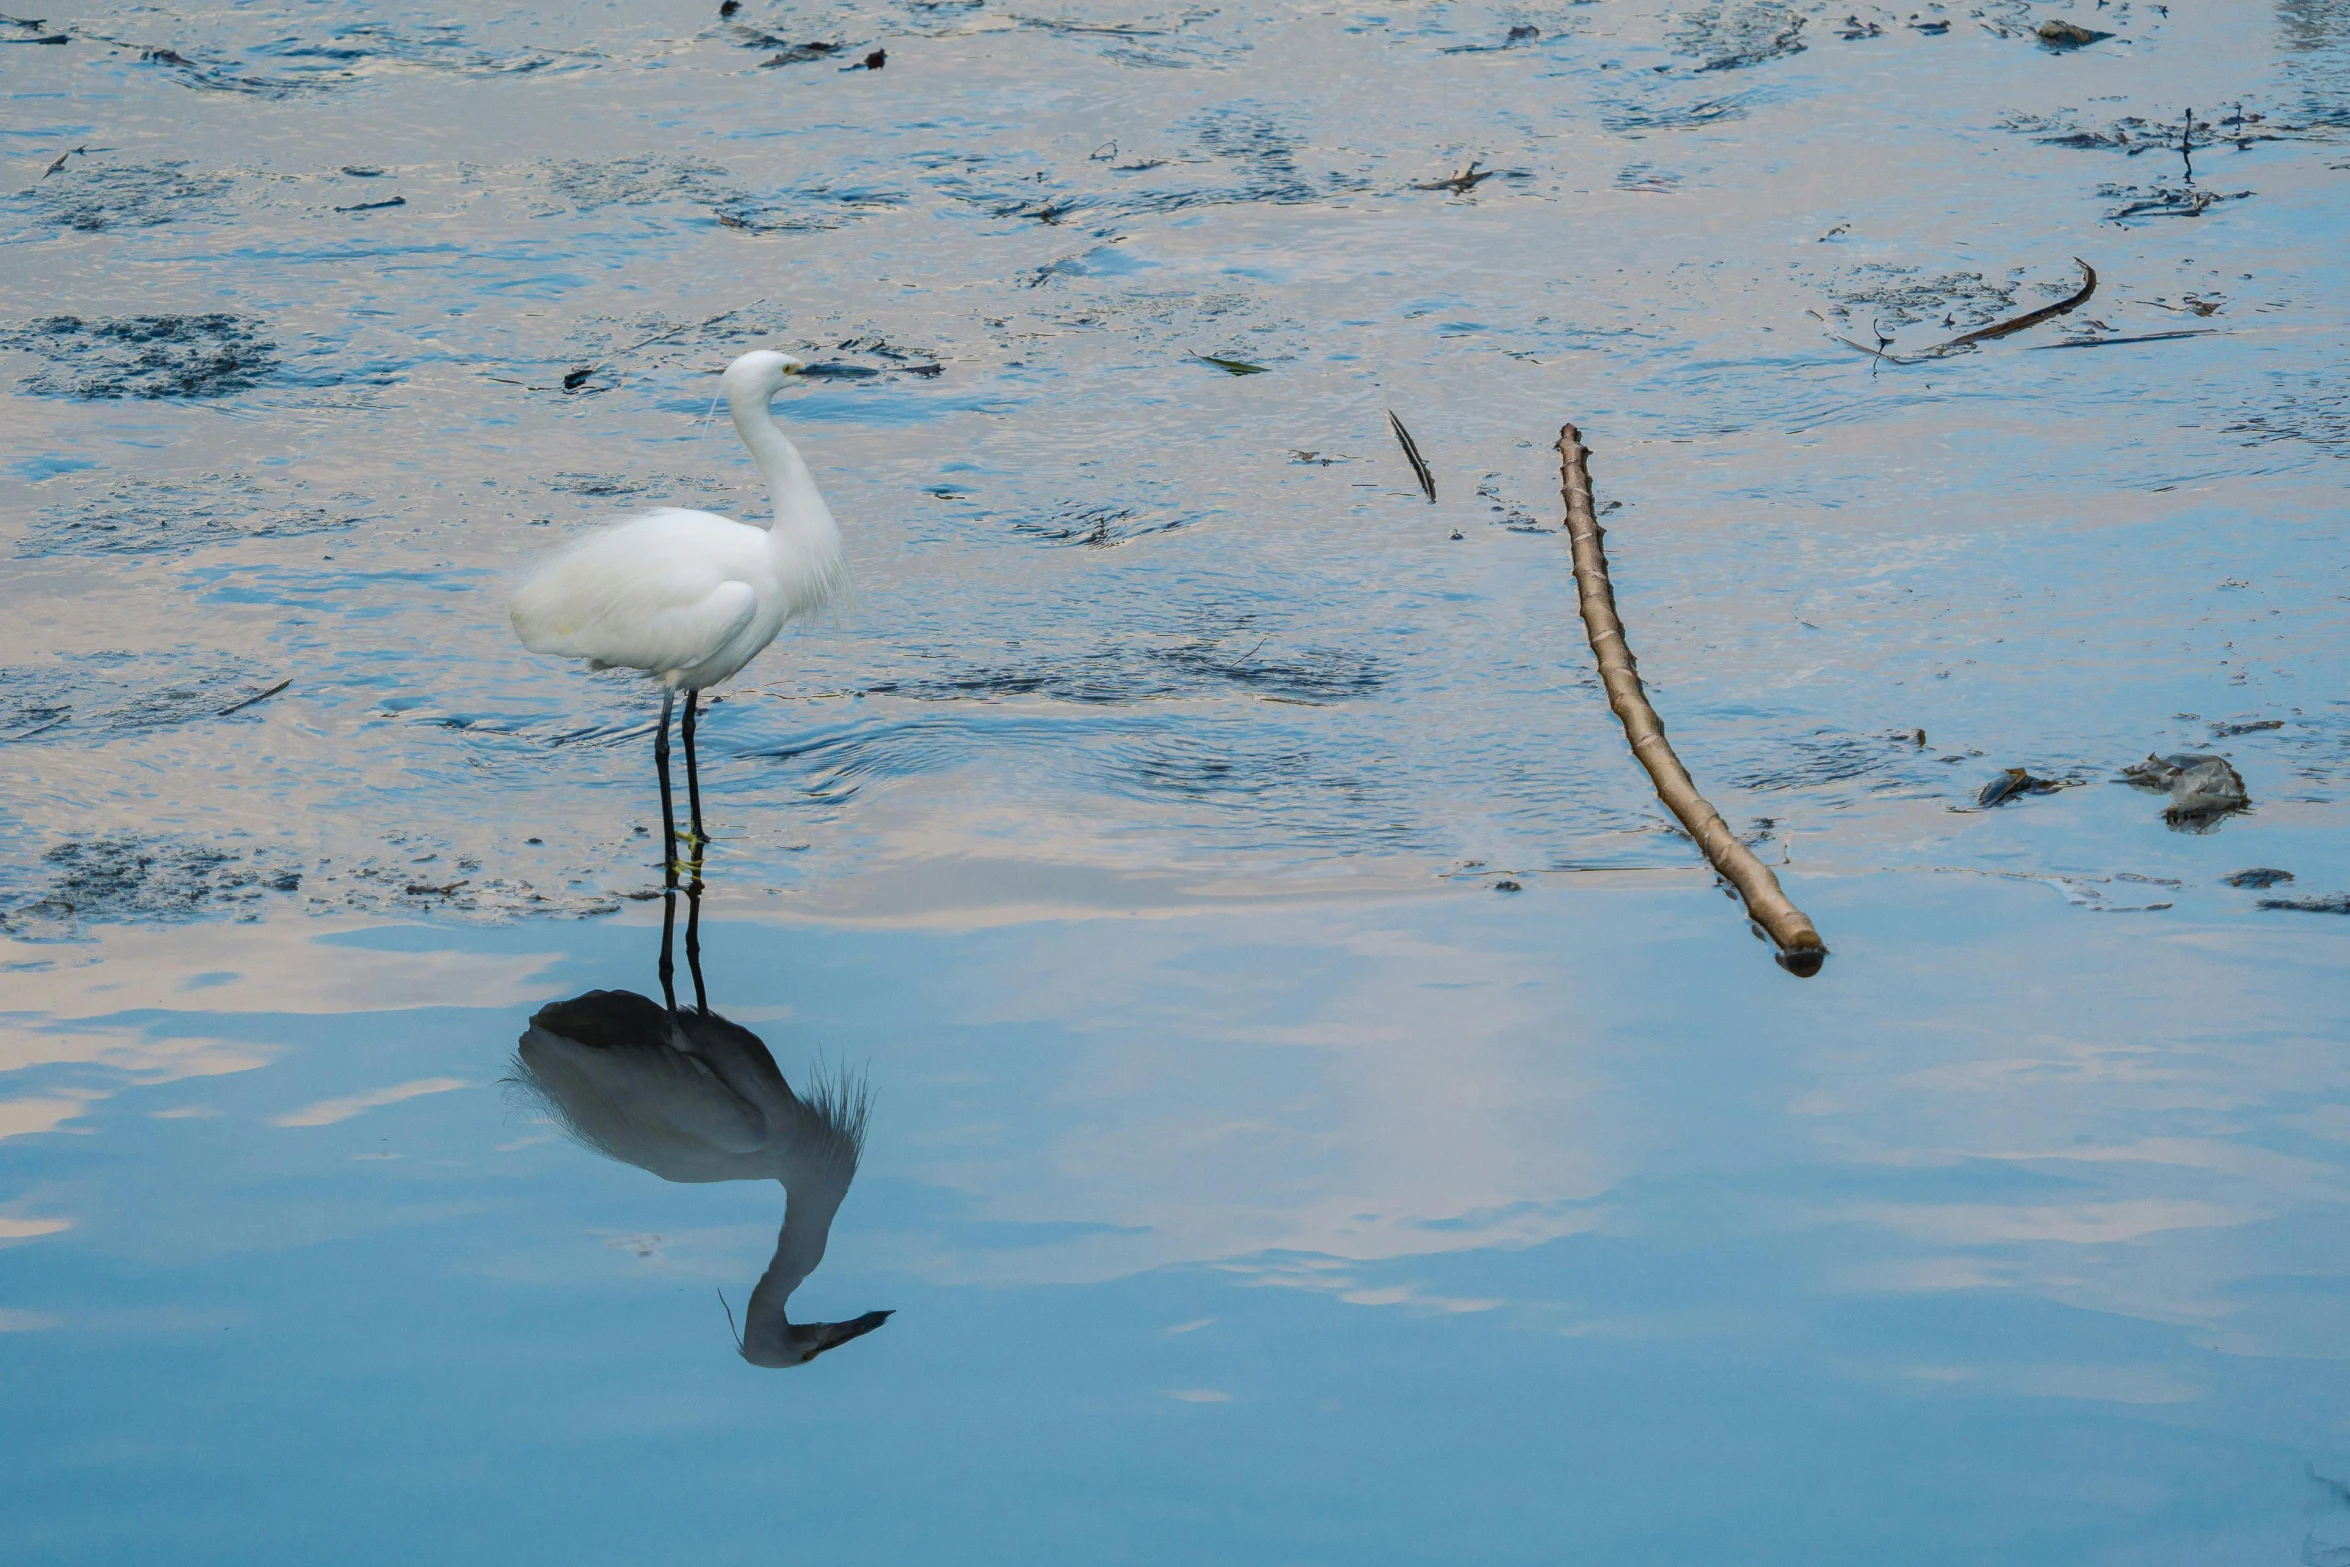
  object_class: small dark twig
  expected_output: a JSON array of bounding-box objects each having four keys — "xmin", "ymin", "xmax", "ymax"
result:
[
  {"xmin": 1832, "ymin": 259, "xmax": 2098, "ymax": 364},
  {"xmin": 1933, "ymin": 259, "xmax": 2098, "ymax": 350},
  {"xmin": 37, "ymin": 143, "xmax": 105, "ymax": 181},
  {"xmin": 1412, "ymin": 159, "xmax": 1506, "ymax": 193},
  {"xmin": 2024, "ymin": 329, "xmax": 2217, "ymax": 350},
  {"xmin": 5, "ymin": 712, "xmax": 71, "ymax": 742},
  {"xmin": 1387, "ymin": 411, "xmax": 1435, "ymax": 502},
  {"xmin": 217, "ymin": 679, "xmax": 291, "ymax": 716},
  {"xmin": 562, "ymin": 299, "xmax": 767, "ymax": 392}
]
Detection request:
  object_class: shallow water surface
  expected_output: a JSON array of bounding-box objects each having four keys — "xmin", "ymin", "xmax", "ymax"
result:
[{"xmin": 3, "ymin": 0, "xmax": 2348, "ymax": 1560}]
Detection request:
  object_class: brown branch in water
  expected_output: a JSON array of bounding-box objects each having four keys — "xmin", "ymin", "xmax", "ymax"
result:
[
  {"xmin": 1937, "ymin": 258, "xmax": 2097, "ymax": 348},
  {"xmin": 1554, "ymin": 425, "xmax": 1828, "ymax": 976},
  {"xmin": 1832, "ymin": 259, "xmax": 2099, "ymax": 364}
]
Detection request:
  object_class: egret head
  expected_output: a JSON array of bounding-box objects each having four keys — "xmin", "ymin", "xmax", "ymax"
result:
[
  {"xmin": 721, "ymin": 348, "xmax": 809, "ymax": 402},
  {"xmin": 740, "ymin": 1308, "xmax": 894, "ymax": 1368}
]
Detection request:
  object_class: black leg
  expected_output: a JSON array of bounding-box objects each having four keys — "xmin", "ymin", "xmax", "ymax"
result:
[
  {"xmin": 658, "ymin": 885, "xmax": 679, "ymax": 1013},
  {"xmin": 680, "ymin": 690, "xmax": 709, "ymax": 1013},
  {"xmin": 683, "ymin": 875, "xmax": 708, "ymax": 1016},
  {"xmin": 681, "ymin": 688, "xmax": 708, "ymax": 884},
  {"xmin": 655, "ymin": 687, "xmax": 679, "ymax": 884},
  {"xmin": 654, "ymin": 688, "xmax": 678, "ymax": 1007}
]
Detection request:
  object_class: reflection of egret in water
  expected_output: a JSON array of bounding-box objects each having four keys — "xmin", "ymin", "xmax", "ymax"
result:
[{"xmin": 507, "ymin": 884, "xmax": 891, "ymax": 1367}]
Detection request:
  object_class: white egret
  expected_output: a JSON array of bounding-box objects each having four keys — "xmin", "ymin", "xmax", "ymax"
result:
[
  {"xmin": 512, "ymin": 983, "xmax": 890, "ymax": 1368},
  {"xmin": 510, "ymin": 348, "xmax": 848, "ymax": 883}
]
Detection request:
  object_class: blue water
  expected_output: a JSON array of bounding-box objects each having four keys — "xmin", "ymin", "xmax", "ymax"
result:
[
  {"xmin": 4, "ymin": 0, "xmax": 2349, "ymax": 1558},
  {"xmin": 9, "ymin": 880, "xmax": 2350, "ymax": 1561}
]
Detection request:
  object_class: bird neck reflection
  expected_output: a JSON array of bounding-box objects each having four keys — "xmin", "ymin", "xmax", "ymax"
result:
[{"xmin": 509, "ymin": 880, "xmax": 890, "ymax": 1368}]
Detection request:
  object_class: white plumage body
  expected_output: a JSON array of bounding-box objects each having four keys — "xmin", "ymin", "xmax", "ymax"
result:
[
  {"xmin": 509, "ymin": 349, "xmax": 847, "ymax": 692},
  {"xmin": 510, "ymin": 504, "xmax": 846, "ymax": 691}
]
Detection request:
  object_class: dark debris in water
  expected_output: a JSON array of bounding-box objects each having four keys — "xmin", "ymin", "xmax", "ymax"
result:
[
  {"xmin": 711, "ymin": 178, "xmax": 909, "ymax": 233},
  {"xmin": 1409, "ymin": 160, "xmax": 1525, "ymax": 194},
  {"xmin": 1006, "ymin": 500, "xmax": 1206, "ymax": 548},
  {"xmin": 1731, "ymin": 729, "xmax": 1952, "ymax": 799},
  {"xmin": 251, "ymin": 20, "xmax": 570, "ymax": 79},
  {"xmin": 549, "ymin": 472, "xmax": 658, "ymax": 498},
  {"xmin": 541, "ymin": 155, "xmax": 906, "ymax": 235},
  {"xmin": 1669, "ymin": 2, "xmax": 1808, "ymax": 71},
  {"xmin": 871, "ymin": 633, "xmax": 1385, "ymax": 708},
  {"xmin": 2122, "ymin": 752, "xmax": 2250, "ymax": 827},
  {"xmin": 2036, "ymin": 19, "xmax": 2115, "ymax": 47},
  {"xmin": 2100, "ymin": 181, "xmax": 2253, "ymax": 222},
  {"xmin": 1614, "ymin": 163, "xmax": 1683, "ymax": 193},
  {"xmin": 1, "ymin": 654, "xmax": 293, "ymax": 743},
  {"xmin": 1, "ymin": 835, "xmax": 308, "ymax": 939},
  {"xmin": 2003, "ymin": 107, "xmax": 2303, "ymax": 154},
  {"xmin": 918, "ymin": 109, "xmax": 1369, "ymax": 228},
  {"xmin": 132, "ymin": 42, "xmax": 317, "ymax": 99},
  {"xmin": 2223, "ymin": 867, "xmax": 2295, "ymax": 889},
  {"xmin": 2258, "ymin": 892, "xmax": 2350, "ymax": 914},
  {"xmin": 1602, "ymin": 94, "xmax": 1749, "ymax": 134},
  {"xmin": 21, "ymin": 473, "xmax": 368, "ymax": 559},
  {"xmin": 1388, "ymin": 411, "xmax": 1436, "ymax": 502},
  {"xmin": 1440, "ymin": 24, "xmax": 1542, "ymax": 54},
  {"xmin": 13, "ymin": 159, "xmax": 231, "ymax": 231},
  {"xmin": 1828, "ymin": 266, "xmax": 2020, "ymax": 331},
  {"xmin": 540, "ymin": 154, "xmax": 734, "ymax": 213},
  {"xmin": 2, "ymin": 314, "xmax": 277, "ymax": 399},
  {"xmin": 1975, "ymin": 767, "xmax": 2079, "ymax": 809},
  {"xmin": 105, "ymin": 21, "xmax": 568, "ymax": 97},
  {"xmin": 1474, "ymin": 473, "xmax": 1550, "ymax": 533},
  {"xmin": 735, "ymin": 30, "xmax": 845, "ymax": 66},
  {"xmin": 0, "ymin": 829, "xmax": 626, "ymax": 936},
  {"xmin": 2225, "ymin": 376, "xmax": 2350, "ymax": 456}
]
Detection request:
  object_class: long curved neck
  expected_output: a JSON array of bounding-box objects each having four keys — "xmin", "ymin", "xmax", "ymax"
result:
[
  {"xmin": 728, "ymin": 386, "xmax": 823, "ymax": 533},
  {"xmin": 742, "ymin": 1179, "xmax": 846, "ymax": 1347}
]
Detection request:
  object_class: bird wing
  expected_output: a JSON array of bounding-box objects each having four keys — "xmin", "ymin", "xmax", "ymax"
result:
[
  {"xmin": 511, "ymin": 509, "xmax": 765, "ymax": 676},
  {"xmin": 517, "ymin": 1024, "xmax": 773, "ymax": 1175}
]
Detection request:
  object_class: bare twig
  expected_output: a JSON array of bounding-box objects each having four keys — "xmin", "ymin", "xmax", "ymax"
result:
[
  {"xmin": 563, "ymin": 299, "xmax": 767, "ymax": 392},
  {"xmin": 1387, "ymin": 411, "xmax": 1435, "ymax": 502},
  {"xmin": 1555, "ymin": 425, "xmax": 1828, "ymax": 975},
  {"xmin": 1937, "ymin": 259, "xmax": 2097, "ymax": 349},
  {"xmin": 217, "ymin": 678, "xmax": 291, "ymax": 716},
  {"xmin": 1412, "ymin": 159, "xmax": 1509, "ymax": 193},
  {"xmin": 2025, "ymin": 329, "xmax": 2216, "ymax": 350},
  {"xmin": 1831, "ymin": 260, "xmax": 2099, "ymax": 364},
  {"xmin": 5, "ymin": 711, "xmax": 71, "ymax": 742}
]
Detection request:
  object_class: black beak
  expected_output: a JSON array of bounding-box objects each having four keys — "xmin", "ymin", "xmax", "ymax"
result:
[{"xmin": 809, "ymin": 1309, "xmax": 894, "ymax": 1356}]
